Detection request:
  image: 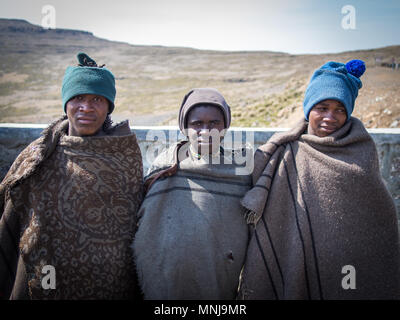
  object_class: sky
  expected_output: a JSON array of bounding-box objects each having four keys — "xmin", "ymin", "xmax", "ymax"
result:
[{"xmin": 1, "ymin": 0, "xmax": 399, "ymax": 54}]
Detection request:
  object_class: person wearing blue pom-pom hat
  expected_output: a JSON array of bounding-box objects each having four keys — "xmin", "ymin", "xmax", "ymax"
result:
[
  {"xmin": 238, "ymin": 60, "xmax": 399, "ymax": 299},
  {"xmin": 303, "ymin": 59, "xmax": 365, "ymax": 136}
]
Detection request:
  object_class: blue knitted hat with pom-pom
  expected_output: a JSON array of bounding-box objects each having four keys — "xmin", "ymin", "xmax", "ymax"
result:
[{"xmin": 303, "ymin": 59, "xmax": 365, "ymax": 121}]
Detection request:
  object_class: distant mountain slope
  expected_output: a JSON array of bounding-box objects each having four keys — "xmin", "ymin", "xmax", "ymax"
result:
[{"xmin": 0, "ymin": 18, "xmax": 399, "ymax": 128}]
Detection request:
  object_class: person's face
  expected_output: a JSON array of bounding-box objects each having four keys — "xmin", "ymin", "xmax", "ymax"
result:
[
  {"xmin": 308, "ymin": 99, "xmax": 347, "ymax": 137},
  {"xmin": 66, "ymin": 94, "xmax": 109, "ymax": 137},
  {"xmin": 186, "ymin": 105, "xmax": 226, "ymax": 155}
]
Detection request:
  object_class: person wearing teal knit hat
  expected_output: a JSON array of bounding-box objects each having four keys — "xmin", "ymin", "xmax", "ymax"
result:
[
  {"xmin": 0, "ymin": 53, "xmax": 144, "ymax": 299},
  {"xmin": 62, "ymin": 53, "xmax": 116, "ymax": 136},
  {"xmin": 62, "ymin": 52, "xmax": 116, "ymax": 114}
]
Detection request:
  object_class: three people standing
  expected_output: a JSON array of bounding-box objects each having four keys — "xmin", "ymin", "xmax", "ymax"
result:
[{"xmin": 0, "ymin": 54, "xmax": 398, "ymax": 300}]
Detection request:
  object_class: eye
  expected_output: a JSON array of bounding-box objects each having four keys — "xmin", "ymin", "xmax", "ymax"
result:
[
  {"xmin": 189, "ymin": 121, "xmax": 201, "ymax": 127},
  {"xmin": 210, "ymin": 120, "xmax": 222, "ymax": 126}
]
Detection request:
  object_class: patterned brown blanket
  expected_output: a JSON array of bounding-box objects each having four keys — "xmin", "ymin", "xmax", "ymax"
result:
[
  {"xmin": 238, "ymin": 117, "xmax": 399, "ymax": 300},
  {"xmin": 0, "ymin": 117, "xmax": 143, "ymax": 299}
]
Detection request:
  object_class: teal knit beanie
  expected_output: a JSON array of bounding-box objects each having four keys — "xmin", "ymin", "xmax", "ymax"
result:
[
  {"xmin": 303, "ymin": 59, "xmax": 365, "ymax": 121},
  {"xmin": 61, "ymin": 53, "xmax": 116, "ymax": 114}
]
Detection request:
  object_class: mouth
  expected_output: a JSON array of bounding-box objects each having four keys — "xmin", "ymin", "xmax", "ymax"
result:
[
  {"xmin": 319, "ymin": 124, "xmax": 337, "ymax": 133},
  {"xmin": 197, "ymin": 140, "xmax": 211, "ymax": 144},
  {"xmin": 197, "ymin": 139, "xmax": 220, "ymax": 147},
  {"xmin": 195, "ymin": 136, "xmax": 212, "ymax": 143},
  {"xmin": 76, "ymin": 116, "xmax": 96, "ymax": 125}
]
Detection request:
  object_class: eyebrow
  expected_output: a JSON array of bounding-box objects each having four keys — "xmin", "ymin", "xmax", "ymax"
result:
[
  {"xmin": 318, "ymin": 102, "xmax": 345, "ymax": 108},
  {"xmin": 188, "ymin": 118, "xmax": 222, "ymax": 122}
]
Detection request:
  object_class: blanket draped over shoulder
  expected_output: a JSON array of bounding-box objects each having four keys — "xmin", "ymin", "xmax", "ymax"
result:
[
  {"xmin": 238, "ymin": 117, "xmax": 399, "ymax": 300},
  {"xmin": 133, "ymin": 142, "xmax": 252, "ymax": 299},
  {"xmin": 0, "ymin": 117, "xmax": 143, "ymax": 299}
]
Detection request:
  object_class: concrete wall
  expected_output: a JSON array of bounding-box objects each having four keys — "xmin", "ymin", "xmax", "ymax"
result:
[{"xmin": 1, "ymin": 123, "xmax": 399, "ymax": 217}]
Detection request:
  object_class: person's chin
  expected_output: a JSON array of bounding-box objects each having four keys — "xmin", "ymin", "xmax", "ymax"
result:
[
  {"xmin": 196, "ymin": 145, "xmax": 208, "ymax": 155},
  {"xmin": 198, "ymin": 142, "xmax": 220, "ymax": 154},
  {"xmin": 74, "ymin": 126, "xmax": 98, "ymax": 137}
]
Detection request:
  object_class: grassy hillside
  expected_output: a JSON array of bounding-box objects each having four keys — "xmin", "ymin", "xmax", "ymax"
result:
[{"xmin": 0, "ymin": 18, "xmax": 399, "ymax": 128}]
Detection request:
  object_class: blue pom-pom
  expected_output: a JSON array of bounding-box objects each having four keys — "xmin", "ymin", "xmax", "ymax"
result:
[{"xmin": 345, "ymin": 59, "xmax": 365, "ymax": 78}]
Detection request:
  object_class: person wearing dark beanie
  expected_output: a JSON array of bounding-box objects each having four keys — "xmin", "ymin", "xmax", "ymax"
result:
[
  {"xmin": 133, "ymin": 88, "xmax": 253, "ymax": 299},
  {"xmin": 62, "ymin": 52, "xmax": 116, "ymax": 114},
  {"xmin": 61, "ymin": 53, "xmax": 117, "ymax": 136},
  {"xmin": 0, "ymin": 53, "xmax": 144, "ymax": 299},
  {"xmin": 238, "ymin": 60, "xmax": 399, "ymax": 300}
]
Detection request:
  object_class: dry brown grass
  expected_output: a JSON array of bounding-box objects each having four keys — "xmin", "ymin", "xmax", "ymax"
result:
[{"xmin": 0, "ymin": 19, "xmax": 399, "ymax": 128}]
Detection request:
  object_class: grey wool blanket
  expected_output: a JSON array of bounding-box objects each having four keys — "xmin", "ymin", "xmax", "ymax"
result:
[
  {"xmin": 133, "ymin": 141, "xmax": 252, "ymax": 299},
  {"xmin": 238, "ymin": 117, "xmax": 399, "ymax": 300}
]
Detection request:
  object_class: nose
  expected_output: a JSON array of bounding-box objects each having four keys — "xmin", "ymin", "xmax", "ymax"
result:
[
  {"xmin": 196, "ymin": 123, "xmax": 211, "ymax": 134},
  {"xmin": 322, "ymin": 111, "xmax": 336, "ymax": 122},
  {"xmin": 78, "ymin": 99, "xmax": 94, "ymax": 112}
]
